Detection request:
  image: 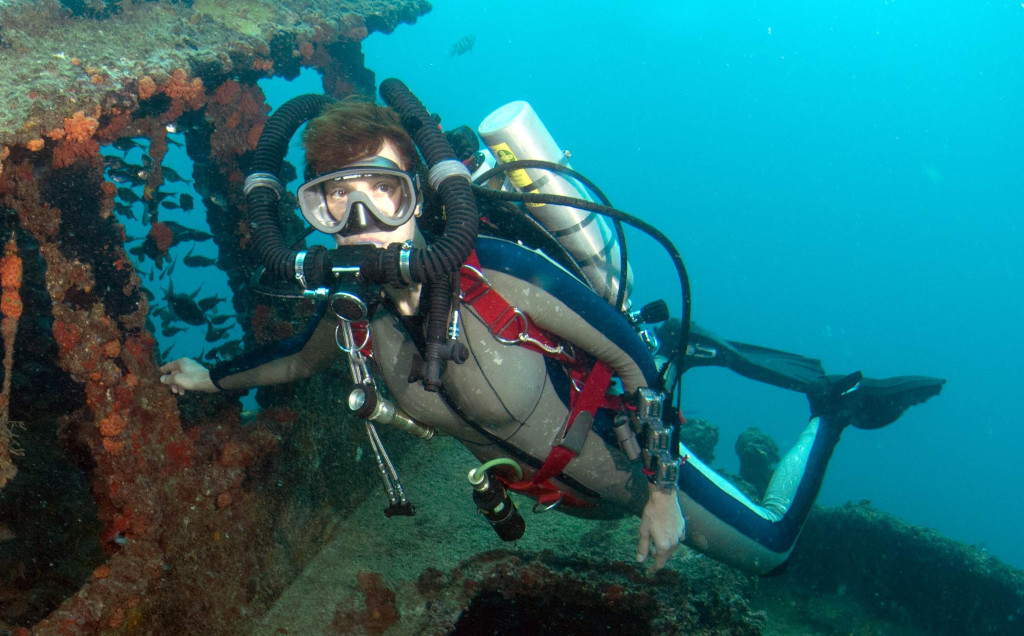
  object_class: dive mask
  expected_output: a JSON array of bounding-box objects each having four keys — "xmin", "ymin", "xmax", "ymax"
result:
[{"xmin": 298, "ymin": 156, "xmax": 421, "ymax": 235}]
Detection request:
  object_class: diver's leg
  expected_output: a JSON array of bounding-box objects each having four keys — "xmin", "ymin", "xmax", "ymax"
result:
[
  {"xmin": 677, "ymin": 373, "xmax": 944, "ymax": 575},
  {"xmin": 676, "ymin": 416, "xmax": 840, "ymax": 574}
]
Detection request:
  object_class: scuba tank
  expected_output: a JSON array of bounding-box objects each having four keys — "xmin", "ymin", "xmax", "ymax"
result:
[{"xmin": 477, "ymin": 101, "xmax": 633, "ymax": 307}]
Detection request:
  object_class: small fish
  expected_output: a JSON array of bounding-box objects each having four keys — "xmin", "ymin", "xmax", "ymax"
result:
[
  {"xmin": 162, "ymin": 221, "xmax": 214, "ymax": 243},
  {"xmin": 205, "ymin": 322, "xmax": 231, "ymax": 342},
  {"xmin": 164, "ymin": 281, "xmax": 207, "ymax": 326},
  {"xmin": 113, "ymin": 137, "xmax": 146, "ymax": 153},
  {"xmin": 449, "ymin": 34, "xmax": 476, "ymax": 57},
  {"xmin": 104, "ymin": 155, "xmax": 128, "ymax": 171},
  {"xmin": 179, "ymin": 193, "xmax": 194, "ymax": 211},
  {"xmin": 206, "ymin": 340, "xmax": 242, "ymax": 362},
  {"xmin": 162, "ymin": 324, "xmax": 188, "ymax": 337},
  {"xmin": 114, "ymin": 202, "xmax": 136, "ymax": 220},
  {"xmin": 183, "ymin": 245, "xmax": 217, "ymax": 268},
  {"xmin": 163, "ymin": 166, "xmax": 188, "ymax": 183},
  {"xmin": 106, "ymin": 171, "xmax": 133, "ymax": 185},
  {"xmin": 197, "ymin": 295, "xmax": 225, "ymax": 312},
  {"xmin": 116, "ymin": 187, "xmax": 141, "ymax": 203},
  {"xmin": 208, "ymin": 314, "xmax": 234, "ymax": 326},
  {"xmin": 160, "ymin": 199, "xmax": 181, "ymax": 210}
]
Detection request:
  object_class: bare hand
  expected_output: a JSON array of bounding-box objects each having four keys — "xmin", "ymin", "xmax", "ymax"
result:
[
  {"xmin": 160, "ymin": 357, "xmax": 218, "ymax": 395},
  {"xmin": 636, "ymin": 483, "xmax": 686, "ymax": 572}
]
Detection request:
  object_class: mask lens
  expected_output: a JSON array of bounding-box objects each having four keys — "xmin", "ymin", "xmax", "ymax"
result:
[{"xmin": 298, "ymin": 163, "xmax": 418, "ymax": 234}]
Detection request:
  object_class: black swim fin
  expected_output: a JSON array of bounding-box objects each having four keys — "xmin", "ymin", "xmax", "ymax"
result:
[
  {"xmin": 676, "ymin": 322, "xmax": 826, "ymax": 393},
  {"xmin": 807, "ymin": 372, "xmax": 946, "ymax": 430}
]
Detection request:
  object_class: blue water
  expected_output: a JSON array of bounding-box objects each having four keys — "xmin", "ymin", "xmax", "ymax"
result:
[{"xmin": 342, "ymin": 0, "xmax": 1023, "ymax": 568}]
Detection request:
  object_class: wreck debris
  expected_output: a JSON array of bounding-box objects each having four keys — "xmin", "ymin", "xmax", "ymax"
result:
[
  {"xmin": 0, "ymin": 0, "xmax": 430, "ymax": 632},
  {"xmin": 0, "ymin": 233, "xmax": 22, "ymax": 490}
]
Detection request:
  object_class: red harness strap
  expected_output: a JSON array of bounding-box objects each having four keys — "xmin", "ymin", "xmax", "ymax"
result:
[
  {"xmin": 505, "ymin": 359, "xmax": 614, "ymax": 507},
  {"xmin": 461, "ymin": 251, "xmax": 575, "ymax": 364},
  {"xmin": 355, "ymin": 250, "xmax": 618, "ymax": 508}
]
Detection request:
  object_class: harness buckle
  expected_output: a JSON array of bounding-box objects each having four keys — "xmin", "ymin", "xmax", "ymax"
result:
[{"xmin": 553, "ymin": 411, "xmax": 593, "ymax": 455}]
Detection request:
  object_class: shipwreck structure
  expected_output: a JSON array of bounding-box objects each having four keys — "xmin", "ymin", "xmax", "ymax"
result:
[{"xmin": 0, "ymin": 0, "xmax": 429, "ymax": 632}]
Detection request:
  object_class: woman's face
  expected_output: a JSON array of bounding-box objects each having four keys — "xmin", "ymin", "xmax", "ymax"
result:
[{"xmin": 332, "ymin": 140, "xmax": 421, "ymax": 249}]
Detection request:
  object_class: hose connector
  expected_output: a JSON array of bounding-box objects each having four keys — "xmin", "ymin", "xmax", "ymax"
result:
[{"xmin": 428, "ymin": 159, "xmax": 472, "ymax": 190}]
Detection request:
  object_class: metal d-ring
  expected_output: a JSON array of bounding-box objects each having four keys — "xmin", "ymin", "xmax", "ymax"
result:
[
  {"xmin": 493, "ymin": 307, "xmax": 529, "ymax": 346},
  {"xmin": 532, "ymin": 492, "xmax": 563, "ymax": 513},
  {"xmin": 335, "ymin": 322, "xmax": 370, "ymax": 354}
]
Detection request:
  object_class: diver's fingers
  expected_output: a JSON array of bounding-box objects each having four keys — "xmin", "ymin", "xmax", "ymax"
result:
[
  {"xmin": 636, "ymin": 518, "xmax": 652, "ymax": 563},
  {"xmin": 159, "ymin": 358, "xmax": 184, "ymax": 374},
  {"xmin": 652, "ymin": 541, "xmax": 677, "ymax": 572}
]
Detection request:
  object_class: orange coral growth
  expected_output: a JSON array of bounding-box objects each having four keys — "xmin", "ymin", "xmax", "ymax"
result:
[
  {"xmin": 213, "ymin": 80, "xmax": 241, "ymax": 105},
  {"xmin": 93, "ymin": 564, "xmax": 111, "ymax": 579},
  {"xmin": 102, "ymin": 437, "xmax": 125, "ymax": 455},
  {"xmin": 138, "ymin": 75, "xmax": 157, "ymax": 100},
  {"xmin": 100, "ymin": 413, "xmax": 126, "ymax": 437},
  {"xmin": 53, "ymin": 320, "xmax": 82, "ymax": 353},
  {"xmin": 62, "ymin": 111, "xmax": 101, "ymax": 143},
  {"xmin": 164, "ymin": 68, "xmax": 205, "ymax": 104},
  {"xmin": 148, "ymin": 222, "xmax": 173, "ymax": 254},
  {"xmin": 165, "ymin": 438, "xmax": 193, "ymax": 470},
  {"xmin": 25, "ymin": 139, "xmax": 44, "ymax": 152},
  {"xmin": 0, "ymin": 235, "xmax": 21, "ymax": 492},
  {"xmin": 52, "ymin": 138, "xmax": 101, "ymax": 168},
  {"xmin": 216, "ymin": 492, "xmax": 232, "ymax": 508},
  {"xmin": 102, "ymin": 339, "xmax": 121, "ymax": 358},
  {"xmin": 0, "ymin": 296, "xmax": 21, "ymax": 321},
  {"xmin": 247, "ymin": 123, "xmax": 265, "ymax": 150},
  {"xmin": 0, "ymin": 244, "xmax": 21, "ymax": 291}
]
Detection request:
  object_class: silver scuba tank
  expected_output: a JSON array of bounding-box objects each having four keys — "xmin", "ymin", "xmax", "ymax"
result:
[{"xmin": 477, "ymin": 101, "xmax": 633, "ymax": 307}]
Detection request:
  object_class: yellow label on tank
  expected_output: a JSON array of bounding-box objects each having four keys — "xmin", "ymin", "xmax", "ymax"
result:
[{"xmin": 491, "ymin": 143, "xmax": 534, "ymax": 190}]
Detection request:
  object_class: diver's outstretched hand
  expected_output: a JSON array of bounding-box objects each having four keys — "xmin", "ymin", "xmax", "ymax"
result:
[
  {"xmin": 160, "ymin": 357, "xmax": 218, "ymax": 395},
  {"xmin": 636, "ymin": 483, "xmax": 686, "ymax": 572}
]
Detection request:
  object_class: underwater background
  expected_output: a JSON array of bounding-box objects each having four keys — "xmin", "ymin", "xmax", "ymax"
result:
[{"xmin": 332, "ymin": 0, "xmax": 1022, "ymax": 569}]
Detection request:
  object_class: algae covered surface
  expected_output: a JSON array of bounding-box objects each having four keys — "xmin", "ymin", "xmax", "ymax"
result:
[{"xmin": 0, "ymin": 0, "xmax": 430, "ymax": 147}]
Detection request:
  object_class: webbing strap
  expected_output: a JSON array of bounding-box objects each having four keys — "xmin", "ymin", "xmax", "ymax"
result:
[
  {"xmin": 461, "ymin": 251, "xmax": 574, "ymax": 363},
  {"xmin": 507, "ymin": 360, "xmax": 615, "ymax": 505}
]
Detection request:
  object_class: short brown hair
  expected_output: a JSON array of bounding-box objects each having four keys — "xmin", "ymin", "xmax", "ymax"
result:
[{"xmin": 302, "ymin": 99, "xmax": 420, "ymax": 179}]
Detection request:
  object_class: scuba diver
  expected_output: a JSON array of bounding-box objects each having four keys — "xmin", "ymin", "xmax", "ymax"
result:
[{"xmin": 159, "ymin": 82, "xmax": 944, "ymax": 575}]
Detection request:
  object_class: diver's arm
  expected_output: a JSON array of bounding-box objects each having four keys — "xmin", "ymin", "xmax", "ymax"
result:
[
  {"xmin": 212, "ymin": 316, "xmax": 339, "ymax": 390},
  {"xmin": 637, "ymin": 483, "xmax": 686, "ymax": 572},
  {"xmin": 160, "ymin": 314, "xmax": 339, "ymax": 394}
]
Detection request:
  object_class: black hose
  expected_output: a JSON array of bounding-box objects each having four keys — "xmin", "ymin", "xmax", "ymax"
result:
[
  {"xmin": 473, "ymin": 158, "xmax": 629, "ymax": 312},
  {"xmin": 479, "ymin": 187, "xmax": 691, "ymax": 396},
  {"xmin": 378, "ymin": 78, "xmax": 481, "ymax": 391},
  {"xmin": 246, "ymin": 94, "xmax": 333, "ymax": 286},
  {"xmin": 373, "ymin": 79, "xmax": 480, "ymax": 286}
]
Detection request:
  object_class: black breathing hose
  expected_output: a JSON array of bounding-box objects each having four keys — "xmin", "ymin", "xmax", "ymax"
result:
[
  {"xmin": 370, "ymin": 79, "xmax": 480, "ymax": 286},
  {"xmin": 246, "ymin": 94, "xmax": 334, "ymax": 287},
  {"xmin": 376, "ymin": 79, "xmax": 481, "ymax": 390},
  {"xmin": 478, "ymin": 186, "xmax": 691, "ymax": 396}
]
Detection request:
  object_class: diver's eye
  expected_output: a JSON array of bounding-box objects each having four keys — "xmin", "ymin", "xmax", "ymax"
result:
[
  {"xmin": 374, "ymin": 181, "xmax": 398, "ymax": 195},
  {"xmin": 326, "ymin": 186, "xmax": 348, "ymax": 200}
]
